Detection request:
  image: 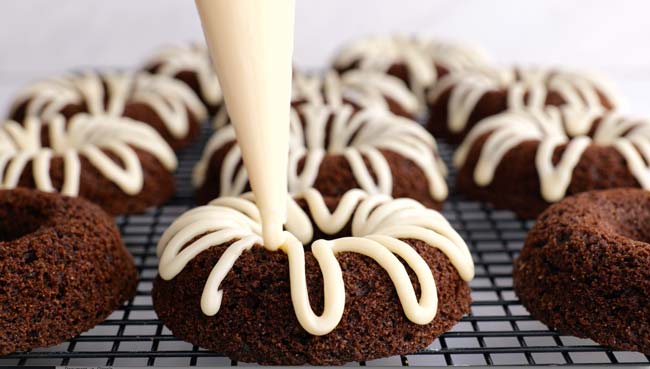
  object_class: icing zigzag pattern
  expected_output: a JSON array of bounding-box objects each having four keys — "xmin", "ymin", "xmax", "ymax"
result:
[
  {"xmin": 195, "ymin": 104, "xmax": 448, "ymax": 201},
  {"xmin": 157, "ymin": 188, "xmax": 474, "ymax": 336},
  {"xmin": 0, "ymin": 114, "xmax": 177, "ymax": 195},
  {"xmin": 10, "ymin": 71, "xmax": 208, "ymax": 139},
  {"xmin": 429, "ymin": 66, "xmax": 621, "ymax": 134},
  {"xmin": 455, "ymin": 106, "xmax": 650, "ymax": 202}
]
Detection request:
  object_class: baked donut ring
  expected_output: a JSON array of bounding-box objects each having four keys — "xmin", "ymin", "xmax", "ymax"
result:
[
  {"xmin": 455, "ymin": 106, "xmax": 650, "ymax": 218},
  {"xmin": 8, "ymin": 71, "xmax": 207, "ymax": 150},
  {"xmin": 0, "ymin": 114, "xmax": 177, "ymax": 215},
  {"xmin": 143, "ymin": 43, "xmax": 224, "ymax": 115},
  {"xmin": 427, "ymin": 66, "xmax": 621, "ymax": 143},
  {"xmin": 153, "ymin": 188, "xmax": 473, "ymax": 365},
  {"xmin": 333, "ymin": 35, "xmax": 487, "ymax": 110},
  {"xmin": 292, "ymin": 69, "xmax": 419, "ymax": 119},
  {"xmin": 0, "ymin": 188, "xmax": 137, "ymax": 355},
  {"xmin": 514, "ymin": 188, "xmax": 650, "ymax": 354},
  {"xmin": 195, "ymin": 104, "xmax": 448, "ymax": 208}
]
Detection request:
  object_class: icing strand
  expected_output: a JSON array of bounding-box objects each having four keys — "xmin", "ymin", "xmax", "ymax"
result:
[
  {"xmin": 157, "ymin": 188, "xmax": 474, "ymax": 336},
  {"xmin": 195, "ymin": 104, "xmax": 448, "ymax": 201},
  {"xmin": 9, "ymin": 71, "xmax": 208, "ymax": 139},
  {"xmin": 293, "ymin": 70, "xmax": 419, "ymax": 116},
  {"xmin": 455, "ymin": 106, "xmax": 650, "ymax": 202},
  {"xmin": 429, "ymin": 66, "xmax": 622, "ymax": 134},
  {"xmin": 0, "ymin": 114, "xmax": 177, "ymax": 196},
  {"xmin": 333, "ymin": 35, "xmax": 487, "ymax": 109},
  {"xmin": 143, "ymin": 43, "xmax": 224, "ymax": 106}
]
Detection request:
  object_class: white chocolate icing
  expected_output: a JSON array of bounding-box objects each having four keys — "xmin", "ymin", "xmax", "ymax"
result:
[
  {"xmin": 194, "ymin": 104, "xmax": 448, "ymax": 201},
  {"xmin": 196, "ymin": 0, "xmax": 294, "ymax": 247},
  {"xmin": 455, "ymin": 106, "xmax": 650, "ymax": 202},
  {"xmin": 212, "ymin": 69, "xmax": 420, "ymax": 130},
  {"xmin": 9, "ymin": 71, "xmax": 208, "ymax": 139},
  {"xmin": 143, "ymin": 43, "xmax": 223, "ymax": 107},
  {"xmin": 293, "ymin": 70, "xmax": 419, "ymax": 117},
  {"xmin": 157, "ymin": 188, "xmax": 474, "ymax": 336},
  {"xmin": 429, "ymin": 66, "xmax": 622, "ymax": 134},
  {"xmin": 333, "ymin": 35, "xmax": 487, "ymax": 108},
  {"xmin": 0, "ymin": 114, "xmax": 177, "ymax": 196}
]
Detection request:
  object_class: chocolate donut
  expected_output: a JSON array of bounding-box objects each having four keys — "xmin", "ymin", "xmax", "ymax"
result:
[
  {"xmin": 143, "ymin": 43, "xmax": 224, "ymax": 115},
  {"xmin": 153, "ymin": 188, "xmax": 473, "ymax": 365},
  {"xmin": 0, "ymin": 188, "xmax": 137, "ymax": 355},
  {"xmin": 195, "ymin": 104, "xmax": 448, "ymax": 208},
  {"xmin": 0, "ymin": 114, "xmax": 177, "ymax": 215},
  {"xmin": 8, "ymin": 70, "xmax": 208, "ymax": 150},
  {"xmin": 427, "ymin": 66, "xmax": 621, "ymax": 143},
  {"xmin": 455, "ymin": 106, "xmax": 650, "ymax": 219},
  {"xmin": 292, "ymin": 69, "xmax": 419, "ymax": 119},
  {"xmin": 332, "ymin": 35, "xmax": 488, "ymax": 109},
  {"xmin": 513, "ymin": 188, "xmax": 650, "ymax": 354}
]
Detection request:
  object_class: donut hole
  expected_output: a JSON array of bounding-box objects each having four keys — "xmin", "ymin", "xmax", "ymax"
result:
[
  {"xmin": 609, "ymin": 216, "xmax": 650, "ymax": 245},
  {"xmin": 596, "ymin": 202, "xmax": 650, "ymax": 245},
  {"xmin": 0, "ymin": 201, "xmax": 49, "ymax": 242}
]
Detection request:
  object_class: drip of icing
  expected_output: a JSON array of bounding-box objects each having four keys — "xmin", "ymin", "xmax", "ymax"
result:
[
  {"xmin": 292, "ymin": 70, "xmax": 419, "ymax": 116},
  {"xmin": 196, "ymin": 0, "xmax": 294, "ymax": 248},
  {"xmin": 157, "ymin": 188, "xmax": 474, "ymax": 336},
  {"xmin": 0, "ymin": 114, "xmax": 177, "ymax": 196},
  {"xmin": 9, "ymin": 71, "xmax": 208, "ymax": 139},
  {"xmin": 455, "ymin": 106, "xmax": 650, "ymax": 202},
  {"xmin": 428, "ymin": 66, "xmax": 622, "ymax": 134},
  {"xmin": 333, "ymin": 35, "xmax": 486, "ymax": 108},
  {"xmin": 193, "ymin": 104, "xmax": 448, "ymax": 201},
  {"xmin": 143, "ymin": 43, "xmax": 224, "ymax": 106}
]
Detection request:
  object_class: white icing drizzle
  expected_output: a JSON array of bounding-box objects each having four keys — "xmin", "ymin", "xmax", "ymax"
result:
[
  {"xmin": 157, "ymin": 188, "xmax": 474, "ymax": 336},
  {"xmin": 212, "ymin": 69, "xmax": 420, "ymax": 130},
  {"xmin": 0, "ymin": 114, "xmax": 177, "ymax": 196},
  {"xmin": 454, "ymin": 106, "xmax": 650, "ymax": 202},
  {"xmin": 195, "ymin": 104, "xmax": 448, "ymax": 201},
  {"xmin": 143, "ymin": 43, "xmax": 224, "ymax": 107},
  {"xmin": 429, "ymin": 66, "xmax": 622, "ymax": 134},
  {"xmin": 333, "ymin": 35, "xmax": 487, "ymax": 108},
  {"xmin": 9, "ymin": 71, "xmax": 208, "ymax": 139},
  {"xmin": 293, "ymin": 70, "xmax": 419, "ymax": 117}
]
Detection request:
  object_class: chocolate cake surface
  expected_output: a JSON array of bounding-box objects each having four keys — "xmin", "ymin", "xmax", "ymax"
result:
[
  {"xmin": 153, "ymin": 191, "xmax": 473, "ymax": 365},
  {"xmin": 513, "ymin": 188, "xmax": 650, "ymax": 354},
  {"xmin": 0, "ymin": 188, "xmax": 137, "ymax": 355}
]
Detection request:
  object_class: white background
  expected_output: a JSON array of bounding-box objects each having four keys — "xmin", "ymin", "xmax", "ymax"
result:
[{"xmin": 1, "ymin": 0, "xmax": 650, "ymax": 113}]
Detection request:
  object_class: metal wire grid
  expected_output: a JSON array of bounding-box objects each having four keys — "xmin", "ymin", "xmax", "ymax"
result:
[{"xmin": 2, "ymin": 124, "xmax": 650, "ymax": 367}]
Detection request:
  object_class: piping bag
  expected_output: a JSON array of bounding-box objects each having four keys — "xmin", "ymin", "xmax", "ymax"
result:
[{"xmin": 195, "ymin": 0, "xmax": 295, "ymax": 249}]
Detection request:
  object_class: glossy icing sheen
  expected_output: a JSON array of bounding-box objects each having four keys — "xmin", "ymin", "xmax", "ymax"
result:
[
  {"xmin": 195, "ymin": 104, "xmax": 448, "ymax": 201},
  {"xmin": 455, "ymin": 106, "xmax": 650, "ymax": 202},
  {"xmin": 10, "ymin": 71, "xmax": 208, "ymax": 139},
  {"xmin": 429, "ymin": 66, "xmax": 622, "ymax": 134},
  {"xmin": 0, "ymin": 114, "xmax": 176, "ymax": 196},
  {"xmin": 157, "ymin": 188, "xmax": 474, "ymax": 336}
]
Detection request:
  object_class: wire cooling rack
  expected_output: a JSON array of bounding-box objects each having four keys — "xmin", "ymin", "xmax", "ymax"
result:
[{"xmin": 2, "ymin": 123, "xmax": 650, "ymax": 367}]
